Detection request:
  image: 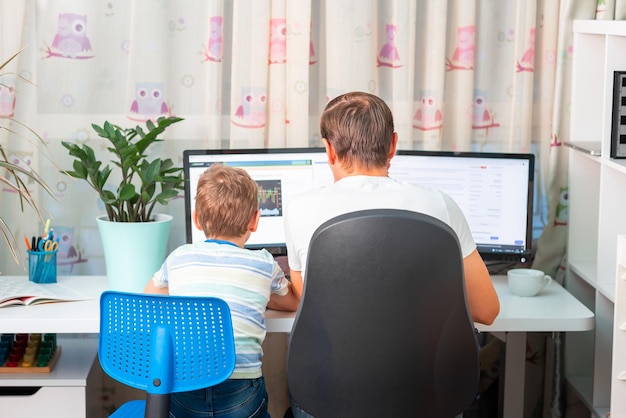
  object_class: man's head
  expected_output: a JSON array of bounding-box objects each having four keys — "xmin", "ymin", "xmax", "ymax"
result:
[
  {"xmin": 320, "ymin": 91, "xmax": 396, "ymax": 173},
  {"xmin": 194, "ymin": 163, "xmax": 259, "ymax": 239}
]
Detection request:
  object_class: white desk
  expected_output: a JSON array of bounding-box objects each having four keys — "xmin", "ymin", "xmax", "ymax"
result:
[{"xmin": 0, "ymin": 275, "xmax": 594, "ymax": 418}]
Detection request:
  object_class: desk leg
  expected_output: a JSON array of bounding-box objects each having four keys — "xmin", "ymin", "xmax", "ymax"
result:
[{"xmin": 502, "ymin": 332, "xmax": 526, "ymax": 418}]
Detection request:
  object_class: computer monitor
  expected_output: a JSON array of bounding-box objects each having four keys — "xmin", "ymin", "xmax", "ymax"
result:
[
  {"xmin": 183, "ymin": 148, "xmax": 331, "ymax": 256},
  {"xmin": 392, "ymin": 151, "xmax": 534, "ymax": 263},
  {"xmin": 183, "ymin": 148, "xmax": 534, "ymax": 263}
]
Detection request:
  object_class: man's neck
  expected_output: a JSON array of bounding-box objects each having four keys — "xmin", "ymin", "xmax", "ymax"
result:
[{"xmin": 333, "ymin": 165, "xmax": 389, "ymax": 181}]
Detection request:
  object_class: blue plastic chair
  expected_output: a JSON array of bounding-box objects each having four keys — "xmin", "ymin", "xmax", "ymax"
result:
[{"xmin": 98, "ymin": 291, "xmax": 236, "ymax": 418}]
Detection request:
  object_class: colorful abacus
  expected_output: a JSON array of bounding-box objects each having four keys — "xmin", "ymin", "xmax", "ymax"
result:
[{"xmin": 0, "ymin": 333, "xmax": 60, "ymax": 372}]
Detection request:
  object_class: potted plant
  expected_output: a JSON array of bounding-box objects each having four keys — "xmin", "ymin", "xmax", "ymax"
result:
[
  {"xmin": 61, "ymin": 116, "xmax": 184, "ymax": 291},
  {"xmin": 1, "ymin": 48, "xmax": 56, "ymax": 266}
]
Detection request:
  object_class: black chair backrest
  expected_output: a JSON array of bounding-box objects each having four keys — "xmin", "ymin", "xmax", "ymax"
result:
[{"xmin": 287, "ymin": 209, "xmax": 480, "ymax": 418}]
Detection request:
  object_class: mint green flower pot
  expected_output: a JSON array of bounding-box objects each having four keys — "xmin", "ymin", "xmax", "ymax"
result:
[{"xmin": 96, "ymin": 213, "xmax": 172, "ymax": 293}]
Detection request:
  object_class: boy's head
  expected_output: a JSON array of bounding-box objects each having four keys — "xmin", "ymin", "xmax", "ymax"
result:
[
  {"xmin": 320, "ymin": 91, "xmax": 395, "ymax": 171},
  {"xmin": 194, "ymin": 163, "xmax": 259, "ymax": 239}
]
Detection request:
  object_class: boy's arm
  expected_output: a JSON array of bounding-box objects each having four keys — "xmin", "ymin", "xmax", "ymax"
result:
[
  {"xmin": 267, "ymin": 281, "xmax": 299, "ymax": 311},
  {"xmin": 144, "ymin": 278, "xmax": 169, "ymax": 295}
]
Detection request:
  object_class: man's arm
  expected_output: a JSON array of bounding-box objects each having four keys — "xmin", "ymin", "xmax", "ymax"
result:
[
  {"xmin": 267, "ymin": 281, "xmax": 300, "ymax": 311},
  {"xmin": 288, "ymin": 270, "xmax": 304, "ymax": 301},
  {"xmin": 463, "ymin": 249, "xmax": 500, "ymax": 325}
]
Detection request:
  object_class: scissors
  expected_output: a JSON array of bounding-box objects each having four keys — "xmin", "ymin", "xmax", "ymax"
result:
[{"xmin": 38, "ymin": 239, "xmax": 58, "ymax": 252}]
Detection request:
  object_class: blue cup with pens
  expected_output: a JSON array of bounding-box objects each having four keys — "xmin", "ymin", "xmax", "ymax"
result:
[
  {"xmin": 26, "ymin": 222, "xmax": 59, "ymax": 284},
  {"xmin": 27, "ymin": 248, "xmax": 58, "ymax": 284}
]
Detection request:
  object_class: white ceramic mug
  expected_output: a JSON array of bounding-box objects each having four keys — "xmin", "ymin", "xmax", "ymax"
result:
[{"xmin": 507, "ymin": 268, "xmax": 552, "ymax": 297}]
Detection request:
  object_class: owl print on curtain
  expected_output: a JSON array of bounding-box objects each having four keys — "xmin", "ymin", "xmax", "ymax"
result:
[
  {"xmin": 44, "ymin": 13, "xmax": 94, "ymax": 60},
  {"xmin": 128, "ymin": 82, "xmax": 171, "ymax": 122},
  {"xmin": 232, "ymin": 86, "xmax": 267, "ymax": 128},
  {"xmin": 446, "ymin": 25, "xmax": 474, "ymax": 71},
  {"xmin": 269, "ymin": 18, "xmax": 287, "ymax": 64},
  {"xmin": 377, "ymin": 24, "xmax": 402, "ymax": 68},
  {"xmin": 204, "ymin": 16, "xmax": 224, "ymax": 62}
]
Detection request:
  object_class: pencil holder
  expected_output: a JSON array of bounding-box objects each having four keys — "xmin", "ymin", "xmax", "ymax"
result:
[{"xmin": 27, "ymin": 250, "xmax": 58, "ymax": 284}]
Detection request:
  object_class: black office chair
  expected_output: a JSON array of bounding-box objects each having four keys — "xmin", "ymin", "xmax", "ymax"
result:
[{"xmin": 287, "ymin": 209, "xmax": 480, "ymax": 418}]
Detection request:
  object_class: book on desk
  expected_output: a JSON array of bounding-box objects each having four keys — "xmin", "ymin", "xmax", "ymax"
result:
[{"xmin": 0, "ymin": 277, "xmax": 86, "ymax": 308}]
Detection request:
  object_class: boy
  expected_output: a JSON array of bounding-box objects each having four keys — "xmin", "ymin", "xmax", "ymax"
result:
[{"xmin": 145, "ymin": 163, "xmax": 298, "ymax": 418}]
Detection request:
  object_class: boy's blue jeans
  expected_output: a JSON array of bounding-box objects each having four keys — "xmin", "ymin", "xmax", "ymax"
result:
[{"xmin": 169, "ymin": 377, "xmax": 268, "ymax": 418}]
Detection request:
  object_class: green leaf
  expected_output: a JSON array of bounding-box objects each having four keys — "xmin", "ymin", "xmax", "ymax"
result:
[
  {"xmin": 91, "ymin": 123, "xmax": 107, "ymax": 138},
  {"xmin": 156, "ymin": 189, "xmax": 180, "ymax": 204},
  {"xmin": 101, "ymin": 190, "xmax": 117, "ymax": 204},
  {"xmin": 70, "ymin": 161, "xmax": 88, "ymax": 179},
  {"xmin": 118, "ymin": 183, "xmax": 136, "ymax": 201}
]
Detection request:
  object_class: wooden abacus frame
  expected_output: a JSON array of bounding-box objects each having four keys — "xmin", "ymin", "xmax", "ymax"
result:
[{"xmin": 0, "ymin": 346, "xmax": 62, "ymax": 373}]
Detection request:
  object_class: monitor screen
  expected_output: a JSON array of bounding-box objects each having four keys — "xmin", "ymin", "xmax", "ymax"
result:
[
  {"xmin": 183, "ymin": 148, "xmax": 534, "ymax": 263},
  {"xmin": 392, "ymin": 151, "xmax": 534, "ymax": 263},
  {"xmin": 183, "ymin": 148, "xmax": 331, "ymax": 256}
]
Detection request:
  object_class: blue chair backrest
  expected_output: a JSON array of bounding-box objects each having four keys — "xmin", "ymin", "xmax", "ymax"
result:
[{"xmin": 99, "ymin": 291, "xmax": 236, "ymax": 395}]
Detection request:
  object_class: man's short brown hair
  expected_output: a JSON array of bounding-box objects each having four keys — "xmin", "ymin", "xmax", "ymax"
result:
[{"xmin": 320, "ymin": 91, "xmax": 395, "ymax": 171}]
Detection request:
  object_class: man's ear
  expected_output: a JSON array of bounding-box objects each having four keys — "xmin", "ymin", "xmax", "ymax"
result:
[
  {"xmin": 248, "ymin": 210, "xmax": 261, "ymax": 232},
  {"xmin": 388, "ymin": 132, "xmax": 399, "ymax": 161},
  {"xmin": 323, "ymin": 138, "xmax": 337, "ymax": 165}
]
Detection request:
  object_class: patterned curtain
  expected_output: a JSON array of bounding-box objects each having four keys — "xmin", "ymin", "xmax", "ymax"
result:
[
  {"xmin": 0, "ymin": 0, "xmax": 558, "ymax": 272},
  {"xmin": 0, "ymin": 0, "xmax": 611, "ymax": 416}
]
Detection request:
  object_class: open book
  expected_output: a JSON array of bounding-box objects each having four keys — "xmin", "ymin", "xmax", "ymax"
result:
[{"xmin": 0, "ymin": 277, "xmax": 87, "ymax": 308}]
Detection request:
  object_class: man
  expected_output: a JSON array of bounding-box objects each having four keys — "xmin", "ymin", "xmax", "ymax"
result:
[{"xmin": 284, "ymin": 91, "xmax": 499, "ymax": 325}]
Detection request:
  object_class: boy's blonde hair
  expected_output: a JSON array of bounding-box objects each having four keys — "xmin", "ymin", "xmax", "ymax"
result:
[{"xmin": 195, "ymin": 163, "xmax": 258, "ymax": 238}]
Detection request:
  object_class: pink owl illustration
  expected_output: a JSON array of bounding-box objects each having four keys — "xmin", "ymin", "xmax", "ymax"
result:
[
  {"xmin": 446, "ymin": 25, "xmax": 475, "ymax": 71},
  {"xmin": 269, "ymin": 18, "xmax": 287, "ymax": 64},
  {"xmin": 472, "ymin": 93, "xmax": 491, "ymax": 127},
  {"xmin": 471, "ymin": 91, "xmax": 500, "ymax": 134},
  {"xmin": 205, "ymin": 16, "xmax": 223, "ymax": 62},
  {"xmin": 516, "ymin": 28, "xmax": 535, "ymax": 72},
  {"xmin": 54, "ymin": 226, "xmax": 87, "ymax": 274},
  {"xmin": 377, "ymin": 24, "xmax": 402, "ymax": 68},
  {"xmin": 0, "ymin": 76, "xmax": 16, "ymax": 118},
  {"xmin": 49, "ymin": 13, "xmax": 94, "ymax": 59},
  {"xmin": 413, "ymin": 94, "xmax": 442, "ymax": 131},
  {"xmin": 232, "ymin": 87, "xmax": 267, "ymax": 128},
  {"xmin": 129, "ymin": 82, "xmax": 170, "ymax": 122}
]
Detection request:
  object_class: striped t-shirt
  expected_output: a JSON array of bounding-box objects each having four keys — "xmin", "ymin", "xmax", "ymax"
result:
[{"xmin": 150, "ymin": 240, "xmax": 290, "ymax": 379}]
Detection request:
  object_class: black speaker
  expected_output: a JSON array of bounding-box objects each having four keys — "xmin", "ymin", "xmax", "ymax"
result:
[{"xmin": 611, "ymin": 71, "xmax": 626, "ymax": 158}]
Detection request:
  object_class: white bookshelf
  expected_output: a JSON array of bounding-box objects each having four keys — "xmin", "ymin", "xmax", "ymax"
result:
[{"xmin": 565, "ymin": 19, "xmax": 626, "ymax": 417}]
